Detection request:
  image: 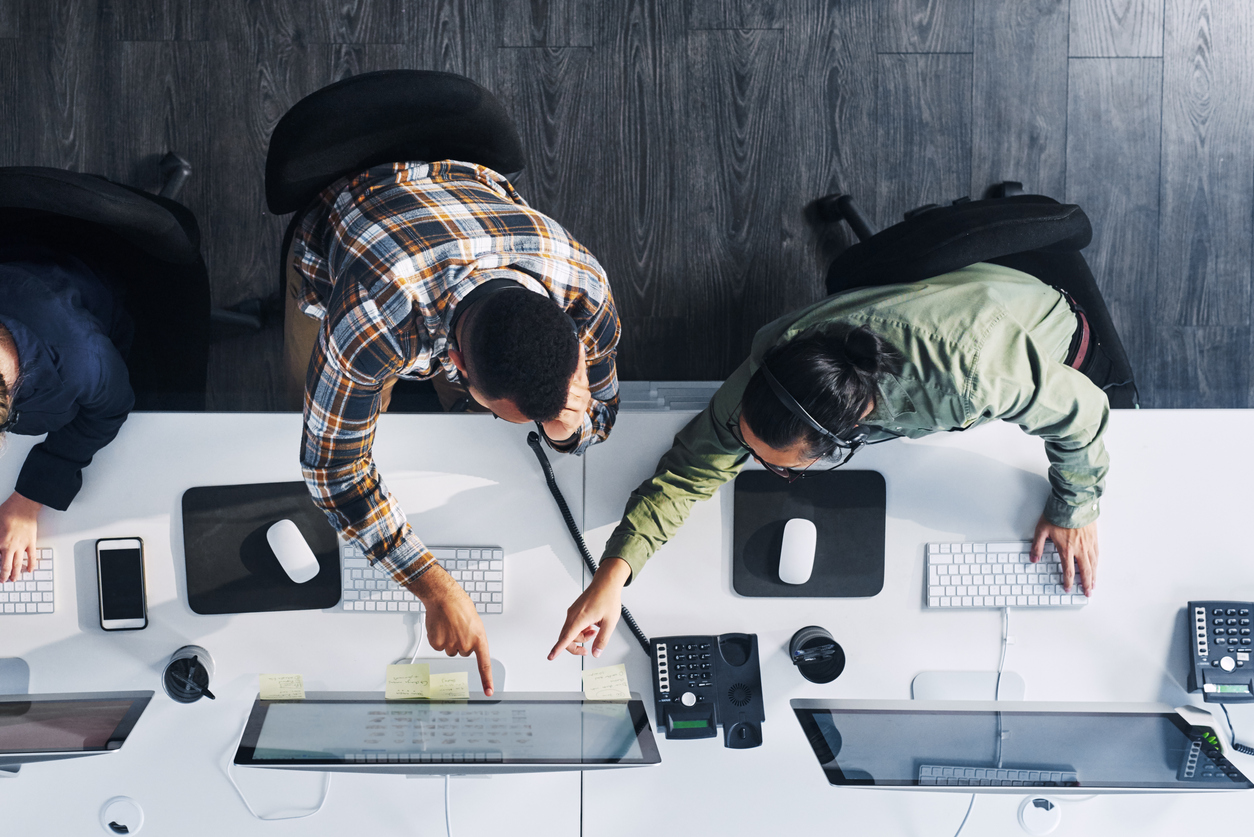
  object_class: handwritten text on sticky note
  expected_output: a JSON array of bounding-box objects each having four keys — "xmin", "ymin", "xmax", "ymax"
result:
[
  {"xmin": 582, "ymin": 664, "xmax": 631, "ymax": 700},
  {"xmin": 259, "ymin": 673, "xmax": 305, "ymax": 700},
  {"xmin": 385, "ymin": 664, "xmax": 431, "ymax": 699},
  {"xmin": 429, "ymin": 671, "xmax": 470, "ymax": 700}
]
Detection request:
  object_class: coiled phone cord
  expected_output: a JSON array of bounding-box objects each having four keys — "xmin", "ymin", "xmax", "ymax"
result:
[
  {"xmin": 1222, "ymin": 705, "xmax": 1254, "ymax": 756},
  {"xmin": 527, "ymin": 431, "xmax": 652, "ymax": 655}
]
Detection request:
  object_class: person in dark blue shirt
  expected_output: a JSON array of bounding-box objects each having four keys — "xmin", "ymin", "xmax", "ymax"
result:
[{"xmin": 0, "ymin": 245, "xmax": 136, "ymax": 583}]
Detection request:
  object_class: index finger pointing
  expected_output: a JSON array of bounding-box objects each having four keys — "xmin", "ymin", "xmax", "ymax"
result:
[
  {"xmin": 474, "ymin": 637, "xmax": 494, "ymax": 696},
  {"xmin": 549, "ymin": 617, "xmax": 586, "ymax": 660}
]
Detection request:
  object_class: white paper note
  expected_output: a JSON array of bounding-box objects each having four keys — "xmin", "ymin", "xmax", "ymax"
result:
[
  {"xmin": 259, "ymin": 673, "xmax": 305, "ymax": 700},
  {"xmin": 385, "ymin": 664, "xmax": 430, "ymax": 699},
  {"xmin": 429, "ymin": 671, "xmax": 470, "ymax": 700},
  {"xmin": 582, "ymin": 664, "xmax": 631, "ymax": 700}
]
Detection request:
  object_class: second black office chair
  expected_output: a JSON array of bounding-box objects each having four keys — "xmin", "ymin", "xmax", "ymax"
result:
[{"xmin": 817, "ymin": 185, "xmax": 1139, "ymax": 409}]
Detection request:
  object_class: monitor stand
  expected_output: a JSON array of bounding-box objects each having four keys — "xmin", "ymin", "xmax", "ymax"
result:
[
  {"xmin": 910, "ymin": 670, "xmax": 1025, "ymax": 701},
  {"xmin": 0, "ymin": 657, "xmax": 30, "ymax": 777}
]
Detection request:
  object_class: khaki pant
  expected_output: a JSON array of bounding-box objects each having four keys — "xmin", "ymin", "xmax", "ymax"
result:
[{"xmin": 282, "ymin": 249, "xmax": 487, "ymax": 414}]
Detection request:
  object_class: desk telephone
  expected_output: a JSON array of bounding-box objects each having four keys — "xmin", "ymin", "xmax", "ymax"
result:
[
  {"xmin": 650, "ymin": 633, "xmax": 765, "ymax": 749},
  {"xmin": 1187, "ymin": 601, "xmax": 1253, "ymax": 703}
]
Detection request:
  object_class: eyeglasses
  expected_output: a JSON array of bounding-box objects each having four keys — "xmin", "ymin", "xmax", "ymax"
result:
[{"xmin": 725, "ymin": 411, "xmax": 860, "ymax": 483}]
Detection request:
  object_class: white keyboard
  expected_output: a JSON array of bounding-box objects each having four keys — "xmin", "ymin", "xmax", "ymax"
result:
[
  {"xmin": 926, "ymin": 541, "xmax": 1089, "ymax": 608},
  {"xmin": 0, "ymin": 548, "xmax": 55, "ymax": 614},
  {"xmin": 340, "ymin": 543, "xmax": 504, "ymax": 614},
  {"xmin": 918, "ymin": 764, "xmax": 1078, "ymax": 787}
]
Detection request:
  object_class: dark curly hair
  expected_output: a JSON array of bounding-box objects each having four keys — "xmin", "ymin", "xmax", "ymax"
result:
[
  {"xmin": 464, "ymin": 291, "xmax": 579, "ymax": 423},
  {"xmin": 741, "ymin": 325, "xmax": 902, "ymax": 459}
]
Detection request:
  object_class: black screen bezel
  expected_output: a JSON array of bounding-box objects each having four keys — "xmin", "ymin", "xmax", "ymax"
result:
[
  {"xmin": 0, "ymin": 692, "xmax": 153, "ymax": 755},
  {"xmin": 234, "ymin": 696, "xmax": 661, "ymax": 767},
  {"xmin": 793, "ymin": 706, "xmax": 1254, "ymax": 789}
]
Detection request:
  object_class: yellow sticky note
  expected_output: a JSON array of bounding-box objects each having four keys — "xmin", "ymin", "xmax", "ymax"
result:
[
  {"xmin": 385, "ymin": 664, "xmax": 430, "ymax": 700},
  {"xmin": 259, "ymin": 673, "xmax": 305, "ymax": 700},
  {"xmin": 429, "ymin": 671, "xmax": 470, "ymax": 700},
  {"xmin": 582, "ymin": 664, "xmax": 631, "ymax": 700}
]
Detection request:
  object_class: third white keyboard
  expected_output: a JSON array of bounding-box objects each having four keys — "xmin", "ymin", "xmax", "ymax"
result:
[
  {"xmin": 926, "ymin": 541, "xmax": 1089, "ymax": 608},
  {"xmin": 340, "ymin": 544, "xmax": 505, "ymax": 614},
  {"xmin": 0, "ymin": 547, "xmax": 55, "ymax": 614}
]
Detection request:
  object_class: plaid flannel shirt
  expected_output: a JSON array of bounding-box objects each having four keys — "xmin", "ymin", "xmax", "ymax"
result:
[{"xmin": 294, "ymin": 160, "xmax": 620, "ymax": 587}]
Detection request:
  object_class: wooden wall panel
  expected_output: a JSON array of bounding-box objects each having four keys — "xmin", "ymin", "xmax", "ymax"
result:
[
  {"xmin": 876, "ymin": 0, "xmax": 972, "ymax": 53},
  {"xmin": 1070, "ymin": 0, "xmax": 1165, "ymax": 57}
]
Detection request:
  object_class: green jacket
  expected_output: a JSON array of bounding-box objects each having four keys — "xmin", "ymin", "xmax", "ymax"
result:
[{"xmin": 605, "ymin": 262, "xmax": 1110, "ymax": 581}]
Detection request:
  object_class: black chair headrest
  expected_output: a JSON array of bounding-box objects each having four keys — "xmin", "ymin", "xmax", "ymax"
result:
[
  {"xmin": 0, "ymin": 167, "xmax": 200, "ymax": 265},
  {"xmin": 828, "ymin": 196, "xmax": 1092, "ymax": 293},
  {"xmin": 265, "ymin": 70, "xmax": 527, "ymax": 215}
]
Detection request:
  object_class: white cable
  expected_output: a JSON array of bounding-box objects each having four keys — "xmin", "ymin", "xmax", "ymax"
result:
[
  {"xmin": 224, "ymin": 713, "xmax": 331, "ymax": 820},
  {"xmin": 995, "ymin": 607, "xmax": 1010, "ymax": 768},
  {"xmin": 951, "ymin": 793, "xmax": 976, "ymax": 837},
  {"xmin": 444, "ymin": 773, "xmax": 453, "ymax": 837}
]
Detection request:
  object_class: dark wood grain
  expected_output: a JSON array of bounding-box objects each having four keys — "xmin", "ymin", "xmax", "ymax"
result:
[
  {"xmin": 780, "ymin": 0, "xmax": 877, "ymax": 299},
  {"xmin": 499, "ymin": 0, "xmax": 594, "ymax": 47},
  {"xmin": 214, "ymin": 0, "xmax": 410, "ymax": 45},
  {"xmin": 494, "ymin": 47, "xmax": 603, "ymax": 253},
  {"xmin": 0, "ymin": 0, "xmax": 18, "ymax": 37},
  {"xmin": 686, "ymin": 0, "xmax": 783, "ymax": 30},
  {"xmin": 972, "ymin": 0, "xmax": 1068, "ymax": 198},
  {"xmin": 410, "ymin": 0, "xmax": 498, "ymax": 86},
  {"xmin": 595, "ymin": 0, "xmax": 687, "ymax": 379},
  {"xmin": 1157, "ymin": 0, "xmax": 1254, "ymax": 327},
  {"xmin": 1065, "ymin": 58, "xmax": 1162, "ymax": 402},
  {"xmin": 683, "ymin": 28, "xmax": 788, "ymax": 379},
  {"xmin": 1070, "ymin": 0, "xmax": 1165, "ymax": 57},
  {"xmin": 875, "ymin": 54, "xmax": 972, "ymax": 228},
  {"xmin": 102, "ymin": 0, "xmax": 210, "ymax": 41},
  {"xmin": 1147, "ymin": 326, "xmax": 1250, "ymax": 408},
  {"xmin": 0, "ymin": 40, "xmax": 14, "ymax": 163},
  {"xmin": 876, "ymin": 0, "xmax": 973, "ymax": 53},
  {"xmin": 13, "ymin": 0, "xmax": 103, "ymax": 170}
]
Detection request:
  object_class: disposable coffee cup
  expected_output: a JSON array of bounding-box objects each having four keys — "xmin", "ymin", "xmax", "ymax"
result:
[{"xmin": 163, "ymin": 645, "xmax": 215, "ymax": 703}]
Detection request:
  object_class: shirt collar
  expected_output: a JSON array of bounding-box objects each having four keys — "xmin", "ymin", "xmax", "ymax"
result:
[{"xmin": 863, "ymin": 373, "xmax": 915, "ymax": 424}]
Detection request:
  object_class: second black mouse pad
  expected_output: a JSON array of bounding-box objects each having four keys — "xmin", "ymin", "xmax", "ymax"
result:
[
  {"xmin": 732, "ymin": 470, "xmax": 885, "ymax": 598},
  {"xmin": 182, "ymin": 481, "xmax": 342, "ymax": 615}
]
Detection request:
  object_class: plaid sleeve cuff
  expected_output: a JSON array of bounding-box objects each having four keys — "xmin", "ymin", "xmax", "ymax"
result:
[{"xmin": 370, "ymin": 525, "xmax": 439, "ymax": 588}]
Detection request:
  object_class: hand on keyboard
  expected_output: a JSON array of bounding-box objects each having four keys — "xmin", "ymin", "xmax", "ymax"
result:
[
  {"xmin": 0, "ymin": 492, "xmax": 42, "ymax": 583},
  {"xmin": 414, "ymin": 566, "xmax": 495, "ymax": 696},
  {"xmin": 1032, "ymin": 515, "xmax": 1098, "ymax": 596}
]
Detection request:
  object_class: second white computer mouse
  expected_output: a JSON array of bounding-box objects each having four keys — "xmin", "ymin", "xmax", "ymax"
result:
[
  {"xmin": 779, "ymin": 518, "xmax": 817, "ymax": 585},
  {"xmin": 266, "ymin": 519, "xmax": 321, "ymax": 584}
]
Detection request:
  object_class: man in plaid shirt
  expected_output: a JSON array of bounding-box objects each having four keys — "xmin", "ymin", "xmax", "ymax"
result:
[{"xmin": 288, "ymin": 160, "xmax": 620, "ymax": 694}]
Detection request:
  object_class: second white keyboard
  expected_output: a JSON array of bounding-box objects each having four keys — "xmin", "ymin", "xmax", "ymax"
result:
[
  {"xmin": 0, "ymin": 547, "xmax": 55, "ymax": 614},
  {"xmin": 340, "ymin": 544, "xmax": 505, "ymax": 614},
  {"xmin": 926, "ymin": 541, "xmax": 1089, "ymax": 608}
]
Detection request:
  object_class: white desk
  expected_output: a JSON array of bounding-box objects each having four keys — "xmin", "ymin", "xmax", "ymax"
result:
[
  {"xmin": 581, "ymin": 411, "xmax": 1254, "ymax": 835},
  {"xmin": 0, "ymin": 413, "xmax": 586, "ymax": 837},
  {"xmin": 4, "ymin": 410, "xmax": 1254, "ymax": 835}
]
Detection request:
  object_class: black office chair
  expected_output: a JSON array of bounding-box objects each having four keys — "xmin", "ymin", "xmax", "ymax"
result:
[
  {"xmin": 817, "ymin": 183, "xmax": 1139, "ymax": 408},
  {"xmin": 0, "ymin": 165, "xmax": 210, "ymax": 410},
  {"xmin": 264, "ymin": 69, "xmax": 527, "ymax": 409}
]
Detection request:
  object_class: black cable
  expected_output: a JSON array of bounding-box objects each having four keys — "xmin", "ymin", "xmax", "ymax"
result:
[
  {"xmin": 1221, "ymin": 705, "xmax": 1254, "ymax": 756},
  {"xmin": 526, "ymin": 431, "xmax": 651, "ymax": 655}
]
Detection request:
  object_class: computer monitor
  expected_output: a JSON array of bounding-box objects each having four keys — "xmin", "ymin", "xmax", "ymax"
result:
[
  {"xmin": 0, "ymin": 691, "xmax": 154, "ymax": 773},
  {"xmin": 234, "ymin": 692, "xmax": 661, "ymax": 775},
  {"xmin": 792, "ymin": 699, "xmax": 1253, "ymax": 792}
]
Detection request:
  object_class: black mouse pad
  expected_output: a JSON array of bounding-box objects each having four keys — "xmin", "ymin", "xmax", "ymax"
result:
[
  {"xmin": 732, "ymin": 470, "xmax": 885, "ymax": 598},
  {"xmin": 182, "ymin": 481, "xmax": 341, "ymax": 615}
]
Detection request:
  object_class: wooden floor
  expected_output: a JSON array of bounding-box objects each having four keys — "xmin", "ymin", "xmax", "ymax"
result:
[{"xmin": 1, "ymin": 0, "xmax": 1252, "ymax": 409}]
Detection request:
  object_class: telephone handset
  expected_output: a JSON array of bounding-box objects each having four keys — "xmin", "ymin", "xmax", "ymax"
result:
[
  {"xmin": 1186, "ymin": 601, "xmax": 1253, "ymax": 703},
  {"xmin": 651, "ymin": 633, "xmax": 765, "ymax": 749}
]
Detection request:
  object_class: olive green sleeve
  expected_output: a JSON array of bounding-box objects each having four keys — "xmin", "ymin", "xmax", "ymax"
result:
[
  {"xmin": 602, "ymin": 362, "xmax": 753, "ymax": 582},
  {"xmin": 975, "ymin": 318, "xmax": 1110, "ymax": 529}
]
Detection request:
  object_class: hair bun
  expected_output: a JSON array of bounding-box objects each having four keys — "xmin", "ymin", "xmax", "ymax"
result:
[{"xmin": 843, "ymin": 326, "xmax": 883, "ymax": 374}]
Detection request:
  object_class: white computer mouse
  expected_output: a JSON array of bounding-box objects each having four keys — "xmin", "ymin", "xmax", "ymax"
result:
[
  {"xmin": 779, "ymin": 518, "xmax": 817, "ymax": 585},
  {"xmin": 266, "ymin": 519, "xmax": 321, "ymax": 584}
]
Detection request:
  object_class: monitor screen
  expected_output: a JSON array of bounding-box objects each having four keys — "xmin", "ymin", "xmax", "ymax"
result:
[
  {"xmin": 0, "ymin": 692, "xmax": 152, "ymax": 756},
  {"xmin": 793, "ymin": 701, "xmax": 1253, "ymax": 790},
  {"xmin": 235, "ymin": 694, "xmax": 660, "ymax": 768}
]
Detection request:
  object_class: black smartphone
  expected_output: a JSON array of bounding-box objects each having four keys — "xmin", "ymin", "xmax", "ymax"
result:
[{"xmin": 96, "ymin": 538, "xmax": 148, "ymax": 631}]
